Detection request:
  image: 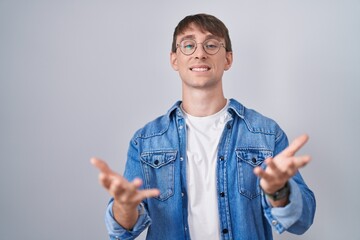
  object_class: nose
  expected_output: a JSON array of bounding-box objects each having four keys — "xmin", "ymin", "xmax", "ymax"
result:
[{"xmin": 194, "ymin": 43, "xmax": 207, "ymax": 59}]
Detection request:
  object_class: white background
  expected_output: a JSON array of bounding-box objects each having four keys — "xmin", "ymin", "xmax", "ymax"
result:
[{"xmin": 1, "ymin": 0, "xmax": 359, "ymax": 239}]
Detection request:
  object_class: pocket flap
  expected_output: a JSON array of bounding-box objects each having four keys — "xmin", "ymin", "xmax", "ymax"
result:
[
  {"xmin": 140, "ymin": 150, "xmax": 177, "ymax": 168},
  {"xmin": 235, "ymin": 149, "xmax": 272, "ymax": 167}
]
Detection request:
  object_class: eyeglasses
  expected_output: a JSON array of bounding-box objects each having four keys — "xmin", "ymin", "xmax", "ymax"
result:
[{"xmin": 176, "ymin": 38, "xmax": 226, "ymax": 56}]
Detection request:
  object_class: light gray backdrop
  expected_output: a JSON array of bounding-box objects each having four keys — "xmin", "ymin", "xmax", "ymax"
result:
[{"xmin": 1, "ymin": 0, "xmax": 359, "ymax": 239}]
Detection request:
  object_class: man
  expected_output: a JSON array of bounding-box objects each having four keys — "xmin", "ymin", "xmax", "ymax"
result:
[{"xmin": 91, "ymin": 13, "xmax": 316, "ymax": 240}]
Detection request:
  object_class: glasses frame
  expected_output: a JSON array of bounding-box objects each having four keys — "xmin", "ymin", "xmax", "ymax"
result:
[{"xmin": 176, "ymin": 38, "xmax": 226, "ymax": 56}]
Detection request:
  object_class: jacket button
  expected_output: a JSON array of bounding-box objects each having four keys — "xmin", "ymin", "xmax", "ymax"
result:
[
  {"xmin": 220, "ymin": 192, "xmax": 225, "ymax": 197},
  {"xmin": 154, "ymin": 160, "xmax": 159, "ymax": 165},
  {"xmin": 251, "ymin": 157, "xmax": 257, "ymax": 163},
  {"xmin": 222, "ymin": 228, "xmax": 229, "ymax": 234},
  {"xmin": 219, "ymin": 156, "xmax": 224, "ymax": 161}
]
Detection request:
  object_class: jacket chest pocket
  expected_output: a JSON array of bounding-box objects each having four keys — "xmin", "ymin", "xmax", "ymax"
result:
[
  {"xmin": 140, "ymin": 150, "xmax": 177, "ymax": 201},
  {"xmin": 235, "ymin": 149, "xmax": 273, "ymax": 199}
]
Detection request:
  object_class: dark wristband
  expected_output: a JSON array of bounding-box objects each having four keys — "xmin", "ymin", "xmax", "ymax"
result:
[{"xmin": 264, "ymin": 182, "xmax": 290, "ymax": 201}]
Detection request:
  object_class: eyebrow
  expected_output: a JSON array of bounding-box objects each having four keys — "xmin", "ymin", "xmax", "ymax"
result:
[{"xmin": 179, "ymin": 34, "xmax": 221, "ymax": 42}]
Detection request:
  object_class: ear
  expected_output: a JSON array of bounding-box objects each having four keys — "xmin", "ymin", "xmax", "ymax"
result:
[
  {"xmin": 170, "ymin": 52, "xmax": 179, "ymax": 71},
  {"xmin": 224, "ymin": 51, "xmax": 233, "ymax": 71}
]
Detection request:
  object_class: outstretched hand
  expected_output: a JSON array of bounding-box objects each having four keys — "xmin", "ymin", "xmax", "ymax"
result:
[
  {"xmin": 91, "ymin": 158, "xmax": 159, "ymax": 229},
  {"xmin": 254, "ymin": 134, "xmax": 311, "ymax": 203}
]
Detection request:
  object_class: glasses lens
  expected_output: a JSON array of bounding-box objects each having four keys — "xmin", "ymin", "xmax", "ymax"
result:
[
  {"xmin": 180, "ymin": 39, "xmax": 196, "ymax": 55},
  {"xmin": 203, "ymin": 39, "xmax": 221, "ymax": 55},
  {"xmin": 178, "ymin": 39, "xmax": 223, "ymax": 55}
]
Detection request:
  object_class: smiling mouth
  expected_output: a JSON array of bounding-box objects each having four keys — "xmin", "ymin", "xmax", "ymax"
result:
[{"xmin": 190, "ymin": 67, "xmax": 211, "ymax": 72}]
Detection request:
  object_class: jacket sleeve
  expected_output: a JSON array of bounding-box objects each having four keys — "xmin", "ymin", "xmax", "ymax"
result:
[
  {"xmin": 262, "ymin": 128, "xmax": 316, "ymax": 235},
  {"xmin": 104, "ymin": 135, "xmax": 152, "ymax": 239},
  {"xmin": 105, "ymin": 200, "xmax": 151, "ymax": 240}
]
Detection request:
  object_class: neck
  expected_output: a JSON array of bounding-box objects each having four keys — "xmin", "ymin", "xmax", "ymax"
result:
[{"xmin": 182, "ymin": 88, "xmax": 227, "ymax": 117}]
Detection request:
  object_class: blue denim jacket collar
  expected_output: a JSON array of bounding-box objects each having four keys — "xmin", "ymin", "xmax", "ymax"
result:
[{"xmin": 167, "ymin": 98, "xmax": 245, "ymax": 120}]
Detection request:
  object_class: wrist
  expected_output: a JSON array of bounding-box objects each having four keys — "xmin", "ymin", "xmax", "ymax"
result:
[
  {"xmin": 263, "ymin": 182, "xmax": 290, "ymax": 201},
  {"xmin": 112, "ymin": 201, "xmax": 139, "ymax": 230}
]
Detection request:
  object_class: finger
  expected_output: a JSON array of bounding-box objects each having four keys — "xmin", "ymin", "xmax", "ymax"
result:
[
  {"xmin": 279, "ymin": 134, "xmax": 309, "ymax": 158},
  {"xmin": 293, "ymin": 155, "xmax": 311, "ymax": 169},
  {"xmin": 273, "ymin": 155, "xmax": 311, "ymax": 179},
  {"xmin": 110, "ymin": 178, "xmax": 129, "ymax": 198},
  {"xmin": 253, "ymin": 166, "xmax": 273, "ymax": 182},
  {"xmin": 98, "ymin": 172, "xmax": 112, "ymax": 189},
  {"xmin": 90, "ymin": 157, "xmax": 113, "ymax": 174},
  {"xmin": 264, "ymin": 158, "xmax": 283, "ymax": 175},
  {"xmin": 268, "ymin": 156, "xmax": 298, "ymax": 177},
  {"xmin": 134, "ymin": 189, "xmax": 160, "ymax": 202},
  {"xmin": 132, "ymin": 178, "xmax": 144, "ymax": 188},
  {"xmin": 121, "ymin": 178, "xmax": 146, "ymax": 200},
  {"xmin": 128, "ymin": 178, "xmax": 160, "ymax": 201},
  {"xmin": 253, "ymin": 166, "xmax": 263, "ymax": 177}
]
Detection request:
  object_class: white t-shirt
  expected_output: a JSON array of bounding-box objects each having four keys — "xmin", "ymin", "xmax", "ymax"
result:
[{"xmin": 182, "ymin": 101, "xmax": 231, "ymax": 240}]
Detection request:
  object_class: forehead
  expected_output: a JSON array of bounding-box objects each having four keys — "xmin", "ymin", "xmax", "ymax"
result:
[{"xmin": 176, "ymin": 23, "xmax": 221, "ymax": 41}]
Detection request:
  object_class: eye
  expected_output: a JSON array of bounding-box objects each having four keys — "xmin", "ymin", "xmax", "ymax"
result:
[
  {"xmin": 205, "ymin": 44, "xmax": 218, "ymax": 49},
  {"xmin": 182, "ymin": 40, "xmax": 195, "ymax": 50},
  {"xmin": 204, "ymin": 40, "xmax": 219, "ymax": 49}
]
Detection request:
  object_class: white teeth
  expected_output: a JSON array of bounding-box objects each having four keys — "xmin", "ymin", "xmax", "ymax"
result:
[{"xmin": 191, "ymin": 68, "xmax": 209, "ymax": 72}]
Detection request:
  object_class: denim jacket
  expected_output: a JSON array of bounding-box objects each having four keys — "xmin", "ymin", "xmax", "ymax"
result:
[{"xmin": 105, "ymin": 98, "xmax": 316, "ymax": 240}]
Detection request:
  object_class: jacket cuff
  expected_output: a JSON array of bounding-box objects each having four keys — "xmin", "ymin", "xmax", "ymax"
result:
[
  {"xmin": 105, "ymin": 199, "xmax": 151, "ymax": 240},
  {"xmin": 262, "ymin": 179, "xmax": 303, "ymax": 233}
]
